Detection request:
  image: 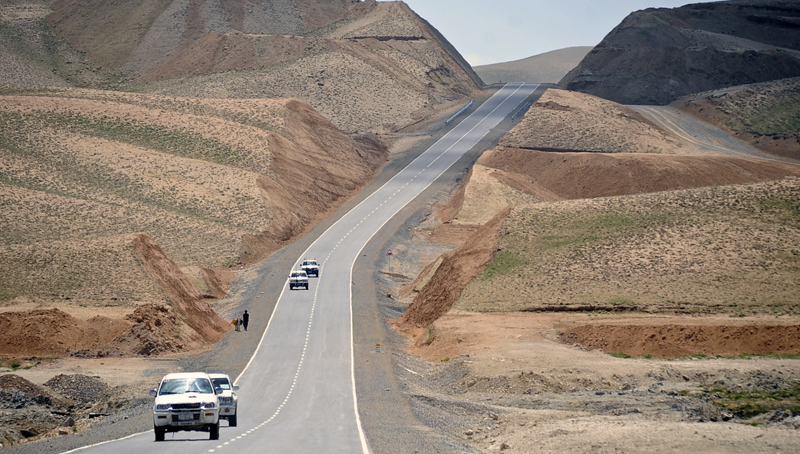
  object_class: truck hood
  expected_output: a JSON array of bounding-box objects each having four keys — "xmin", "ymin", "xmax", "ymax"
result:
[{"xmin": 154, "ymin": 393, "xmax": 216, "ymax": 406}]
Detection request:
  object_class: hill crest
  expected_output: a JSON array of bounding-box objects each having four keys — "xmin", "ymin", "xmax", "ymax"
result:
[{"xmin": 561, "ymin": 0, "xmax": 800, "ymax": 105}]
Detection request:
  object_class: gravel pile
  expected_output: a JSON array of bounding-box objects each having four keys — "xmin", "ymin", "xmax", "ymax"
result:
[{"xmin": 44, "ymin": 375, "xmax": 109, "ymax": 405}]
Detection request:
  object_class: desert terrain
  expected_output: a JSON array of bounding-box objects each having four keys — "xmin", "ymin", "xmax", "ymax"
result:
[
  {"xmin": 562, "ymin": 0, "xmax": 800, "ymax": 105},
  {"xmin": 474, "ymin": 46, "xmax": 592, "ymax": 85},
  {"xmin": 382, "ymin": 88, "xmax": 800, "ymax": 452},
  {"xmin": 2, "ymin": 0, "xmax": 800, "ymax": 452}
]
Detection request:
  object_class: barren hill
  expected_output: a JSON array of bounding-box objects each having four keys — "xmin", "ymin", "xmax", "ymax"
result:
[
  {"xmin": 562, "ymin": 0, "xmax": 800, "ymax": 105},
  {"xmin": 136, "ymin": 1, "xmax": 482, "ymax": 132},
  {"xmin": 0, "ymin": 88, "xmax": 386, "ymax": 356},
  {"xmin": 398, "ymin": 87, "xmax": 800, "ymax": 333},
  {"xmin": 0, "ymin": 0, "xmax": 482, "ymax": 133},
  {"xmin": 474, "ymin": 46, "xmax": 592, "ymax": 84}
]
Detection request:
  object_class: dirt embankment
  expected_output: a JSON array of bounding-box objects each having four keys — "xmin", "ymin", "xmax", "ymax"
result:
[
  {"xmin": 480, "ymin": 147, "xmax": 800, "ymax": 201},
  {"xmin": 131, "ymin": 234, "xmax": 229, "ymax": 348},
  {"xmin": 385, "ymin": 83, "xmax": 800, "ymax": 453},
  {"xmin": 0, "ymin": 233, "xmax": 229, "ymax": 360},
  {"xmin": 392, "ymin": 207, "xmax": 510, "ymax": 337},
  {"xmin": 560, "ymin": 323, "xmax": 800, "ymax": 358},
  {"xmin": 0, "ymin": 310, "xmax": 130, "ymax": 358}
]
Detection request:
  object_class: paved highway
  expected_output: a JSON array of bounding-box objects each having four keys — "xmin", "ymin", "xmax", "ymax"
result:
[{"xmin": 68, "ymin": 83, "xmax": 538, "ymax": 454}]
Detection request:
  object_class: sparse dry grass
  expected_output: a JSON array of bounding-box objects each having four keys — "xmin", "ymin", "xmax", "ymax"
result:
[
  {"xmin": 502, "ymin": 89, "xmax": 684, "ymax": 154},
  {"xmin": 0, "ymin": 88, "xmax": 385, "ymax": 312},
  {"xmin": 683, "ymin": 77, "xmax": 800, "ymax": 139},
  {"xmin": 457, "ymin": 177, "xmax": 800, "ymax": 315}
]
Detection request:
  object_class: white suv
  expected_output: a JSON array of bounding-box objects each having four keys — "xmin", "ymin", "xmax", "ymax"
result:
[
  {"xmin": 151, "ymin": 372, "xmax": 221, "ymax": 441},
  {"xmin": 209, "ymin": 373, "xmax": 238, "ymax": 426},
  {"xmin": 300, "ymin": 258, "xmax": 320, "ymax": 277},
  {"xmin": 289, "ymin": 270, "xmax": 309, "ymax": 290}
]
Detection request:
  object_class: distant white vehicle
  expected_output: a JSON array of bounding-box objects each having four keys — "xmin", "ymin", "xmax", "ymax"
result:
[
  {"xmin": 289, "ymin": 270, "xmax": 309, "ymax": 290},
  {"xmin": 300, "ymin": 258, "xmax": 320, "ymax": 277},
  {"xmin": 209, "ymin": 373, "xmax": 238, "ymax": 427},
  {"xmin": 151, "ymin": 372, "xmax": 220, "ymax": 441}
]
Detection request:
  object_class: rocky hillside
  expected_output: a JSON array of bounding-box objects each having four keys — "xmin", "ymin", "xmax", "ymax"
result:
[
  {"xmin": 561, "ymin": 0, "xmax": 800, "ymax": 105},
  {"xmin": 1, "ymin": 0, "xmax": 481, "ymax": 133},
  {"xmin": 474, "ymin": 46, "xmax": 592, "ymax": 84}
]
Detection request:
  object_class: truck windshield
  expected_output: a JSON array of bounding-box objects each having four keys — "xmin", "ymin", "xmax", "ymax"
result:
[{"xmin": 159, "ymin": 378, "xmax": 213, "ymax": 395}]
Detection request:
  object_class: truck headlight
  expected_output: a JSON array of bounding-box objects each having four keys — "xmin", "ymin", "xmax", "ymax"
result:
[
  {"xmin": 155, "ymin": 404, "xmax": 170, "ymax": 411},
  {"xmin": 203, "ymin": 402, "xmax": 216, "ymax": 409}
]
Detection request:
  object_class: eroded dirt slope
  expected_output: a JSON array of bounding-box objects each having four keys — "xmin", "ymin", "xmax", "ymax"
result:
[{"xmin": 0, "ymin": 88, "xmax": 385, "ymax": 359}]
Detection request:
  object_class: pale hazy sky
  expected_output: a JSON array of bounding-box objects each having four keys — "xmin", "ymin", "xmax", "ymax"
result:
[{"xmin": 402, "ymin": 0, "xmax": 719, "ymax": 66}]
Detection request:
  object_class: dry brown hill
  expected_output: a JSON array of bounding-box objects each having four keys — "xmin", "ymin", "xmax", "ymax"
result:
[
  {"xmin": 474, "ymin": 46, "xmax": 592, "ymax": 84},
  {"xmin": 562, "ymin": 0, "xmax": 800, "ymax": 105},
  {"xmin": 0, "ymin": 88, "xmax": 386, "ymax": 357},
  {"xmin": 0, "ymin": 0, "xmax": 483, "ymax": 134},
  {"xmin": 134, "ymin": 1, "xmax": 482, "ymax": 132},
  {"xmin": 398, "ymin": 87, "xmax": 800, "ymax": 330}
]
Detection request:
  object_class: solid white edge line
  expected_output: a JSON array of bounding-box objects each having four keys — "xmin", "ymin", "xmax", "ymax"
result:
[
  {"xmin": 54, "ymin": 83, "xmax": 537, "ymax": 454},
  {"xmin": 295, "ymin": 82, "xmax": 536, "ymax": 454},
  {"xmin": 217, "ymin": 82, "xmax": 534, "ymax": 454},
  {"xmin": 339, "ymin": 83, "xmax": 538, "ymax": 454},
  {"xmin": 59, "ymin": 430, "xmax": 149, "ymax": 454}
]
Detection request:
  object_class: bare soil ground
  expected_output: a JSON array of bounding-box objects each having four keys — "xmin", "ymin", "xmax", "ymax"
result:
[{"xmin": 385, "ymin": 88, "xmax": 800, "ymax": 452}]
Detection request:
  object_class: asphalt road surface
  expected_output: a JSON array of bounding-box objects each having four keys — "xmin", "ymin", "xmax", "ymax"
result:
[{"xmin": 66, "ymin": 83, "xmax": 538, "ymax": 454}]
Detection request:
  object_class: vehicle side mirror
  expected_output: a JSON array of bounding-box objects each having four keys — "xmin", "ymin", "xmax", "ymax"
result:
[
  {"xmin": 215, "ymin": 386, "xmax": 223, "ymax": 395},
  {"xmin": 233, "ymin": 385, "xmax": 239, "ymax": 391},
  {"xmin": 150, "ymin": 388, "xmax": 157, "ymax": 395}
]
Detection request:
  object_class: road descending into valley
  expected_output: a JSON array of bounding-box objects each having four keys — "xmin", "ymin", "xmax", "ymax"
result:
[{"xmin": 68, "ymin": 83, "xmax": 538, "ymax": 454}]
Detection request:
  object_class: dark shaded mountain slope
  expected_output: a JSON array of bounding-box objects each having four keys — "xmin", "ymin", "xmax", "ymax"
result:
[{"xmin": 561, "ymin": 0, "xmax": 800, "ymax": 105}]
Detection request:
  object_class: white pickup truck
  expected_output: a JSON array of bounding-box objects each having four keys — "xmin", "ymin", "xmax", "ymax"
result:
[
  {"xmin": 300, "ymin": 258, "xmax": 320, "ymax": 277},
  {"xmin": 289, "ymin": 270, "xmax": 309, "ymax": 290},
  {"xmin": 151, "ymin": 372, "xmax": 221, "ymax": 441}
]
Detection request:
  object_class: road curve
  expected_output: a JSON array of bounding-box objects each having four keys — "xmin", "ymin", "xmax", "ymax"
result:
[
  {"xmin": 66, "ymin": 83, "xmax": 538, "ymax": 454},
  {"xmin": 630, "ymin": 105, "xmax": 774, "ymax": 159}
]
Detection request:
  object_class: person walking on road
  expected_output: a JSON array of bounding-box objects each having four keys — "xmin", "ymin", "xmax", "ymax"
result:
[{"xmin": 242, "ymin": 310, "xmax": 249, "ymax": 331}]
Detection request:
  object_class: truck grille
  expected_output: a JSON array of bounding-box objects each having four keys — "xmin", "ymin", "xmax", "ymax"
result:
[{"xmin": 172, "ymin": 403, "xmax": 202, "ymax": 410}]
